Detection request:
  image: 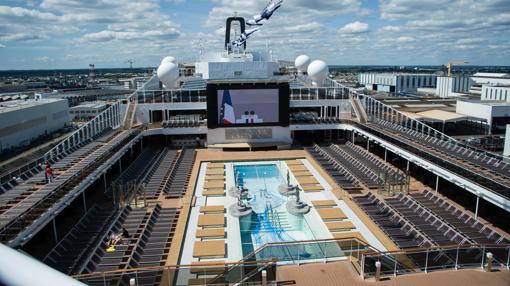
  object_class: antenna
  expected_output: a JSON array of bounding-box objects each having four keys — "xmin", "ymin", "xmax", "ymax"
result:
[{"xmin": 199, "ymin": 38, "xmax": 204, "ymax": 61}]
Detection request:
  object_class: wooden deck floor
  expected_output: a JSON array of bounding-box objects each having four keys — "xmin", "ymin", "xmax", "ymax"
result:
[{"xmin": 277, "ymin": 261, "xmax": 510, "ymax": 286}]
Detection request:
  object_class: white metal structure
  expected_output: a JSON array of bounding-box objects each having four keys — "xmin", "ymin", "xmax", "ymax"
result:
[{"xmin": 0, "ymin": 243, "xmax": 85, "ymax": 286}]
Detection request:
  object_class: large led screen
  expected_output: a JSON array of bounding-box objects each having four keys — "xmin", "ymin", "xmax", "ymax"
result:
[
  {"xmin": 207, "ymin": 83, "xmax": 289, "ymax": 129},
  {"xmin": 217, "ymin": 89, "xmax": 279, "ymax": 125}
]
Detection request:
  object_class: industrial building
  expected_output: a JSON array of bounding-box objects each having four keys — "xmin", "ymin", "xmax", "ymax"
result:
[
  {"xmin": 0, "ymin": 98, "xmax": 70, "ymax": 152},
  {"xmin": 470, "ymin": 72, "xmax": 510, "ymax": 96},
  {"xmin": 35, "ymin": 88, "xmax": 132, "ymax": 106},
  {"xmin": 435, "ymin": 76, "xmax": 472, "ymax": 98},
  {"xmin": 119, "ymin": 77, "xmax": 152, "ymax": 90},
  {"xmin": 358, "ymin": 73, "xmax": 437, "ymax": 93},
  {"xmin": 69, "ymin": 102, "xmax": 107, "ymax": 121},
  {"xmin": 481, "ymin": 85, "xmax": 510, "ymax": 101},
  {"xmin": 456, "ymin": 100, "xmax": 510, "ymax": 133}
]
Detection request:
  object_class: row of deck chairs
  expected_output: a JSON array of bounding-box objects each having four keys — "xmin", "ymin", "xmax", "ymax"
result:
[
  {"xmin": 0, "ymin": 130, "xmax": 140, "ymax": 231},
  {"xmin": 356, "ymin": 192, "xmax": 510, "ymax": 270},
  {"xmin": 290, "ymin": 116, "xmax": 344, "ymax": 125},
  {"xmin": 162, "ymin": 119, "xmax": 204, "ymax": 128},
  {"xmin": 81, "ymin": 204, "xmax": 180, "ymax": 286},
  {"xmin": 385, "ymin": 194, "xmax": 470, "ymax": 246},
  {"xmin": 371, "ymin": 119, "xmax": 510, "ymax": 199},
  {"xmin": 43, "ymin": 205, "xmax": 120, "ymax": 275},
  {"xmin": 142, "ymin": 149, "xmax": 179, "ymax": 199},
  {"xmin": 325, "ymin": 144, "xmax": 380, "ymax": 189},
  {"xmin": 105, "ymin": 147, "xmax": 161, "ymax": 196},
  {"xmin": 341, "ymin": 142, "xmax": 405, "ymax": 183},
  {"xmin": 0, "ymin": 129, "xmax": 117, "ymax": 194},
  {"xmin": 411, "ymin": 190, "xmax": 509, "ymax": 245},
  {"xmin": 164, "ymin": 149, "xmax": 196, "ymax": 198},
  {"xmin": 134, "ymin": 208, "xmax": 180, "ymax": 286},
  {"xmin": 305, "ymin": 145, "xmax": 360, "ymax": 193},
  {"xmin": 356, "ymin": 193, "xmax": 460, "ymax": 270},
  {"xmin": 374, "ymin": 119, "xmax": 510, "ymax": 182},
  {"xmin": 20, "ymin": 141, "xmax": 105, "ymax": 187},
  {"xmin": 354, "ymin": 193, "xmax": 431, "ymax": 249}
]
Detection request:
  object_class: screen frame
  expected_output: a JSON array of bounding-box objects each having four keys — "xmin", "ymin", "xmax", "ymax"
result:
[{"xmin": 207, "ymin": 82, "xmax": 289, "ymax": 129}]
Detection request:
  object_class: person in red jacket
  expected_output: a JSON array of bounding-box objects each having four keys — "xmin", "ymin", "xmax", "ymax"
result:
[{"xmin": 45, "ymin": 164, "xmax": 53, "ymax": 183}]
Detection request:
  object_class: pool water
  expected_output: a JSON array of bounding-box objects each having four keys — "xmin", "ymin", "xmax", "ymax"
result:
[{"xmin": 234, "ymin": 164, "xmax": 318, "ymax": 258}]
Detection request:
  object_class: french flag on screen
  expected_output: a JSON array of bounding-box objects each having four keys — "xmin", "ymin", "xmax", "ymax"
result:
[{"xmin": 221, "ymin": 90, "xmax": 235, "ymax": 125}]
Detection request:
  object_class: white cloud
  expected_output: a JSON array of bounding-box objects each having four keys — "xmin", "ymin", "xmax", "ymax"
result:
[
  {"xmin": 397, "ymin": 36, "xmax": 415, "ymax": 43},
  {"xmin": 0, "ymin": 33, "xmax": 47, "ymax": 42},
  {"xmin": 456, "ymin": 38, "xmax": 484, "ymax": 45},
  {"xmin": 380, "ymin": 25, "xmax": 400, "ymax": 32},
  {"xmin": 80, "ymin": 28, "xmax": 180, "ymax": 43},
  {"xmin": 0, "ymin": 44, "xmax": 5, "ymax": 48},
  {"xmin": 34, "ymin": 56, "xmax": 52, "ymax": 62},
  {"xmin": 282, "ymin": 22, "xmax": 323, "ymax": 33},
  {"xmin": 205, "ymin": 0, "xmax": 365, "ymax": 27},
  {"xmin": 338, "ymin": 21, "xmax": 368, "ymax": 34},
  {"xmin": 0, "ymin": 0, "xmax": 509, "ymax": 68}
]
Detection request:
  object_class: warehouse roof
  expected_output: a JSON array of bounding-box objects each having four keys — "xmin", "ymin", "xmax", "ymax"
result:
[
  {"xmin": 416, "ymin": 109, "xmax": 468, "ymax": 123},
  {"xmin": 473, "ymin": 73, "xmax": 510, "ymax": 78},
  {"xmin": 0, "ymin": 98, "xmax": 66, "ymax": 114}
]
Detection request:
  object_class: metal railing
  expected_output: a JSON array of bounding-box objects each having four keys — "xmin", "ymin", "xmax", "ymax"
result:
[
  {"xmin": 72, "ymin": 238, "xmax": 373, "ymax": 286},
  {"xmin": 289, "ymin": 87, "xmax": 350, "ymax": 100},
  {"xmin": 135, "ymin": 89, "xmax": 207, "ymax": 104},
  {"xmin": 361, "ymin": 244, "xmax": 510, "ymax": 279},
  {"xmin": 352, "ymin": 91, "xmax": 508, "ymax": 163},
  {"xmin": 73, "ymin": 260, "xmax": 277, "ymax": 286},
  {"xmin": 0, "ymin": 131, "xmax": 142, "ymax": 245},
  {"xmin": 0, "ymin": 82, "xmax": 147, "ymax": 188}
]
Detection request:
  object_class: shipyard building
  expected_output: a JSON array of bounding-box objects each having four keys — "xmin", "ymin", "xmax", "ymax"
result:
[
  {"xmin": 0, "ymin": 98, "xmax": 70, "ymax": 152},
  {"xmin": 358, "ymin": 73, "xmax": 437, "ymax": 93}
]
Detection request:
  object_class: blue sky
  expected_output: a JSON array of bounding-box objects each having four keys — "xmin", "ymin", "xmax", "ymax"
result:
[{"xmin": 0, "ymin": 0, "xmax": 509, "ymax": 69}]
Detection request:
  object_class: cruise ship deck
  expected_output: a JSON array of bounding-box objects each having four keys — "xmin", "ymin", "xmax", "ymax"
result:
[{"xmin": 1, "ymin": 12, "xmax": 510, "ymax": 286}]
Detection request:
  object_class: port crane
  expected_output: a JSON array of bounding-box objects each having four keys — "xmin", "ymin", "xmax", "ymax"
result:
[{"xmin": 446, "ymin": 61, "xmax": 468, "ymax": 76}]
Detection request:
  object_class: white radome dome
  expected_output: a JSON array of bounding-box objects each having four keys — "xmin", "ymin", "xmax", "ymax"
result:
[
  {"xmin": 294, "ymin": 55, "xmax": 311, "ymax": 73},
  {"xmin": 161, "ymin": 56, "xmax": 176, "ymax": 65},
  {"xmin": 157, "ymin": 62, "xmax": 179, "ymax": 88},
  {"xmin": 307, "ymin": 60, "xmax": 329, "ymax": 85}
]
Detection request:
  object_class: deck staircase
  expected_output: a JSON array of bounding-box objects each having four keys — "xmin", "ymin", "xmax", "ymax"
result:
[
  {"xmin": 123, "ymin": 100, "xmax": 137, "ymax": 130},
  {"xmin": 350, "ymin": 96, "xmax": 368, "ymax": 124}
]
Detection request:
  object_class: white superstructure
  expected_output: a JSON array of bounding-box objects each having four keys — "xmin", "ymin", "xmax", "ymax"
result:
[{"xmin": 195, "ymin": 51, "xmax": 279, "ymax": 80}]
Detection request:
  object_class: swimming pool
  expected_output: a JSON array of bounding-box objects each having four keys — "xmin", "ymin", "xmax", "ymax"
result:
[{"xmin": 234, "ymin": 164, "xmax": 318, "ymax": 259}]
